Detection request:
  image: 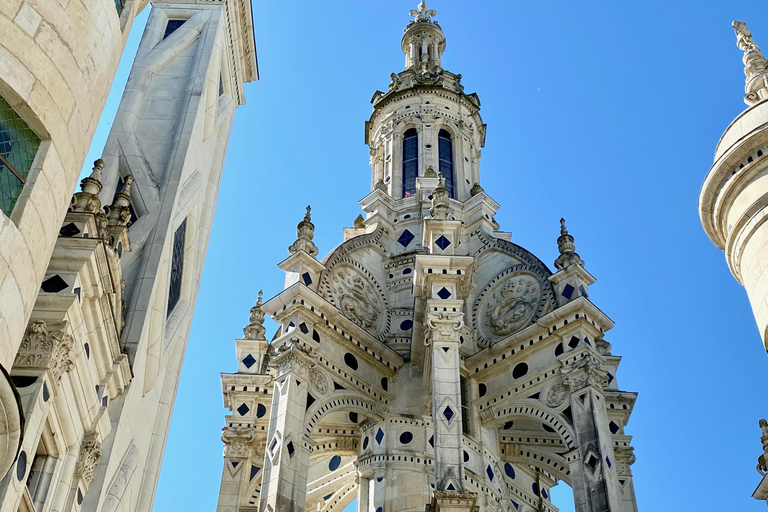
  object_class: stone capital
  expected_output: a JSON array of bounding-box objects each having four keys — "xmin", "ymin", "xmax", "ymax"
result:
[
  {"xmin": 425, "ymin": 306, "xmax": 464, "ymax": 344},
  {"xmin": 74, "ymin": 432, "xmax": 102, "ymax": 490},
  {"xmin": 15, "ymin": 320, "xmax": 75, "ymax": 389},
  {"xmin": 221, "ymin": 426, "xmax": 256, "ymax": 459},
  {"xmin": 268, "ymin": 338, "xmax": 317, "ymax": 378},
  {"xmin": 561, "ymin": 352, "xmax": 607, "ymax": 392}
]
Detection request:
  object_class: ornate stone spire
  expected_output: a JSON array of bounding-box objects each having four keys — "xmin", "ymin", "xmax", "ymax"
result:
[
  {"xmin": 430, "ymin": 172, "xmax": 450, "ymax": 219},
  {"xmin": 758, "ymin": 419, "xmax": 768, "ymax": 475},
  {"xmin": 243, "ymin": 290, "xmax": 267, "ymax": 341},
  {"xmin": 105, "ymin": 175, "xmax": 135, "ymax": 228},
  {"xmin": 288, "ymin": 205, "xmax": 318, "ymax": 257},
  {"xmin": 409, "ymin": 1, "xmax": 436, "ymax": 23},
  {"xmin": 554, "ymin": 218, "xmax": 584, "ymax": 270},
  {"xmin": 70, "ymin": 159, "xmax": 105, "ymax": 213},
  {"xmin": 733, "ymin": 21, "xmax": 768, "ymax": 106}
]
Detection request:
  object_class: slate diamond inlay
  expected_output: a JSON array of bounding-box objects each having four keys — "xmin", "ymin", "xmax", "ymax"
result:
[
  {"xmin": 397, "ymin": 229, "xmax": 415, "ymax": 248},
  {"xmin": 375, "ymin": 428, "xmax": 384, "ymax": 445},
  {"xmin": 237, "ymin": 403, "xmax": 250, "ymax": 416},
  {"xmin": 486, "ymin": 465, "xmax": 494, "ymax": 481},
  {"xmin": 437, "ymin": 287, "xmax": 452, "ymax": 300},
  {"xmin": 443, "ymin": 406, "xmax": 455, "ymax": 422},
  {"xmin": 435, "ymin": 235, "xmax": 451, "ymax": 250},
  {"xmin": 562, "ymin": 284, "xmax": 575, "ymax": 299},
  {"xmin": 242, "ymin": 354, "xmax": 256, "ymax": 369}
]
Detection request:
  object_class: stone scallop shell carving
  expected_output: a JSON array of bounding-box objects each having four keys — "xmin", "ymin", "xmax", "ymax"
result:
[{"xmin": 473, "ymin": 265, "xmax": 553, "ymax": 346}]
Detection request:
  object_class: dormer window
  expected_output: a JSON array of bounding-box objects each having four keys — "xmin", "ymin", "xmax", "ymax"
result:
[
  {"xmin": 402, "ymin": 128, "xmax": 418, "ymax": 198},
  {"xmin": 438, "ymin": 130, "xmax": 454, "ymax": 198}
]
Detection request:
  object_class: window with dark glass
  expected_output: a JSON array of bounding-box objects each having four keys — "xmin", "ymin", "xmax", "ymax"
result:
[
  {"xmin": 460, "ymin": 376, "xmax": 471, "ymax": 435},
  {"xmin": 402, "ymin": 128, "xmax": 418, "ymax": 198},
  {"xmin": 167, "ymin": 219, "xmax": 187, "ymax": 316},
  {"xmin": 163, "ymin": 19, "xmax": 186, "ymax": 39},
  {"xmin": 438, "ymin": 129, "xmax": 454, "ymax": 198},
  {"xmin": 0, "ymin": 95, "xmax": 41, "ymax": 216}
]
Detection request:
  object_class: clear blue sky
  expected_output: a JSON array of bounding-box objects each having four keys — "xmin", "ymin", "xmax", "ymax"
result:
[{"xmin": 83, "ymin": 1, "xmax": 768, "ymax": 511}]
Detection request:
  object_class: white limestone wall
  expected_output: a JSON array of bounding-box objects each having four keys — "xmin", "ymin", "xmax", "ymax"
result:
[{"xmin": 0, "ymin": 0, "xmax": 146, "ymax": 372}]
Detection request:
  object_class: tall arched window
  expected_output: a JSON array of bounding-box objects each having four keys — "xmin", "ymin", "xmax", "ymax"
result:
[
  {"xmin": 438, "ymin": 130, "xmax": 454, "ymax": 198},
  {"xmin": 402, "ymin": 128, "xmax": 418, "ymax": 198}
]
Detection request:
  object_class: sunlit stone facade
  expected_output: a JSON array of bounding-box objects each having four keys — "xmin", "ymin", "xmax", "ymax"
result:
[
  {"xmin": 0, "ymin": 0, "xmax": 256, "ymax": 510},
  {"xmin": 216, "ymin": 4, "xmax": 639, "ymax": 512}
]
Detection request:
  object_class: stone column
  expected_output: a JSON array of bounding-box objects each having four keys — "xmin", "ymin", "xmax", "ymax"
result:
[
  {"xmin": 562, "ymin": 352, "xmax": 622, "ymax": 512},
  {"xmin": 426, "ymin": 299, "xmax": 466, "ymax": 492},
  {"xmin": 216, "ymin": 426, "xmax": 256, "ymax": 512},
  {"xmin": 259, "ymin": 340, "xmax": 315, "ymax": 512},
  {"xmin": 355, "ymin": 471, "xmax": 369, "ymax": 512}
]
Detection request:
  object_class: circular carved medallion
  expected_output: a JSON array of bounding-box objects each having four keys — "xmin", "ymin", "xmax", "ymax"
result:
[{"xmin": 330, "ymin": 265, "xmax": 385, "ymax": 334}]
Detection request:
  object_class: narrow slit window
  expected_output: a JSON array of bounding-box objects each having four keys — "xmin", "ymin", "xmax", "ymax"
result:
[
  {"xmin": 0, "ymin": 96, "xmax": 41, "ymax": 216},
  {"xmin": 460, "ymin": 376, "xmax": 470, "ymax": 435},
  {"xmin": 402, "ymin": 128, "xmax": 418, "ymax": 198},
  {"xmin": 167, "ymin": 219, "xmax": 187, "ymax": 316},
  {"xmin": 438, "ymin": 129, "xmax": 454, "ymax": 198}
]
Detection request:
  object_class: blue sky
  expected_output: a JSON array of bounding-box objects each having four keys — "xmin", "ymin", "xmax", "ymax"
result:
[{"xmin": 84, "ymin": 1, "xmax": 768, "ymax": 511}]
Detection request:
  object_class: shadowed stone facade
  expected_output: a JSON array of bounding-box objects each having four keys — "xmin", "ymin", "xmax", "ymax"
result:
[{"xmin": 216, "ymin": 4, "xmax": 639, "ymax": 512}]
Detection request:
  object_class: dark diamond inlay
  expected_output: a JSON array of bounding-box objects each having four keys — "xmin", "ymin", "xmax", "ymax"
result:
[
  {"xmin": 41, "ymin": 275, "xmax": 68, "ymax": 293},
  {"xmin": 397, "ymin": 229, "xmax": 415, "ymax": 248},
  {"xmin": 435, "ymin": 235, "xmax": 451, "ymax": 250},
  {"xmin": 242, "ymin": 354, "xmax": 256, "ymax": 368},
  {"xmin": 486, "ymin": 465, "xmax": 494, "ymax": 481},
  {"xmin": 437, "ymin": 287, "xmax": 451, "ymax": 300},
  {"xmin": 562, "ymin": 283, "xmax": 575, "ymax": 299},
  {"xmin": 237, "ymin": 403, "xmax": 250, "ymax": 416},
  {"xmin": 59, "ymin": 222, "xmax": 80, "ymax": 237},
  {"xmin": 375, "ymin": 428, "xmax": 384, "ymax": 445},
  {"xmin": 302, "ymin": 272, "xmax": 312, "ymax": 286},
  {"xmin": 443, "ymin": 406, "xmax": 455, "ymax": 422}
]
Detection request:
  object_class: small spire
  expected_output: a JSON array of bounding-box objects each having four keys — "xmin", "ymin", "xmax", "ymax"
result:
[
  {"xmin": 353, "ymin": 214, "xmax": 366, "ymax": 229},
  {"xmin": 243, "ymin": 290, "xmax": 267, "ymax": 341},
  {"xmin": 409, "ymin": 1, "xmax": 436, "ymax": 23},
  {"xmin": 429, "ymin": 172, "xmax": 450, "ymax": 219},
  {"xmin": 554, "ymin": 218, "xmax": 584, "ymax": 270},
  {"xmin": 759, "ymin": 419, "xmax": 768, "ymax": 475},
  {"xmin": 70, "ymin": 159, "xmax": 105, "ymax": 213},
  {"xmin": 288, "ymin": 205, "xmax": 319, "ymax": 257},
  {"xmin": 105, "ymin": 175, "xmax": 135, "ymax": 228},
  {"xmin": 733, "ymin": 21, "xmax": 768, "ymax": 106}
]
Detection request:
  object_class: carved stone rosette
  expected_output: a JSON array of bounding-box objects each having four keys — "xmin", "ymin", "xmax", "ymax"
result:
[
  {"xmin": 15, "ymin": 320, "xmax": 76, "ymax": 389},
  {"xmin": 75, "ymin": 432, "xmax": 102, "ymax": 490},
  {"xmin": 221, "ymin": 426, "xmax": 256, "ymax": 459}
]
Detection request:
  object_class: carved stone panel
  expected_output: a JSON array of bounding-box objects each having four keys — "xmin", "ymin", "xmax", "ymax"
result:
[{"xmin": 328, "ymin": 265, "xmax": 385, "ymax": 335}]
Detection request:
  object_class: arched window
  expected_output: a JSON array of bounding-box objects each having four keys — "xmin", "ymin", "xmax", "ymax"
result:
[
  {"xmin": 438, "ymin": 130, "xmax": 454, "ymax": 198},
  {"xmin": 402, "ymin": 128, "xmax": 418, "ymax": 198}
]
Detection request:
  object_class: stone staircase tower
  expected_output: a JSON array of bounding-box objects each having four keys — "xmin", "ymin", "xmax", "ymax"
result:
[{"xmin": 215, "ymin": 4, "xmax": 639, "ymax": 512}]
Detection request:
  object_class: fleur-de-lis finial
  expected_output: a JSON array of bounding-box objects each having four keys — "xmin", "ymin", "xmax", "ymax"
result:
[{"xmin": 409, "ymin": 1, "xmax": 436, "ymax": 22}]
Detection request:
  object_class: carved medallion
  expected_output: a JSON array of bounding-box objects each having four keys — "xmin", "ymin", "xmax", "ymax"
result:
[
  {"xmin": 330, "ymin": 266, "xmax": 384, "ymax": 333},
  {"xmin": 474, "ymin": 266, "xmax": 548, "ymax": 344},
  {"xmin": 545, "ymin": 382, "xmax": 568, "ymax": 408},
  {"xmin": 309, "ymin": 367, "xmax": 330, "ymax": 396}
]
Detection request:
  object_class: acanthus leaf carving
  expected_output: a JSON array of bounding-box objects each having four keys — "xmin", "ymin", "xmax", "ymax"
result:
[
  {"xmin": 16, "ymin": 320, "xmax": 75, "ymax": 389},
  {"xmin": 268, "ymin": 338, "xmax": 316, "ymax": 378},
  {"xmin": 75, "ymin": 432, "xmax": 102, "ymax": 490},
  {"xmin": 221, "ymin": 426, "xmax": 256, "ymax": 459}
]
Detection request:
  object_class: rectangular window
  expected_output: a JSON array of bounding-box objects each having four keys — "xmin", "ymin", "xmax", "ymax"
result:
[
  {"xmin": 460, "ymin": 376, "xmax": 470, "ymax": 436},
  {"xmin": 0, "ymin": 96, "xmax": 41, "ymax": 215},
  {"xmin": 167, "ymin": 219, "xmax": 187, "ymax": 316},
  {"xmin": 402, "ymin": 129, "xmax": 418, "ymax": 197}
]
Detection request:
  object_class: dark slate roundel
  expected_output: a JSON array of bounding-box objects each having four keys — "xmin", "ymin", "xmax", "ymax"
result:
[
  {"xmin": 381, "ymin": 377, "xmax": 388, "ymax": 391},
  {"xmin": 16, "ymin": 451, "xmax": 26, "ymax": 481},
  {"xmin": 344, "ymin": 353, "xmax": 358, "ymax": 371},
  {"xmin": 512, "ymin": 362, "xmax": 528, "ymax": 379},
  {"xmin": 256, "ymin": 403, "xmax": 267, "ymax": 418},
  {"xmin": 400, "ymin": 320, "xmax": 413, "ymax": 331},
  {"xmin": 329, "ymin": 455, "xmax": 342, "ymax": 471},
  {"xmin": 504, "ymin": 463, "xmax": 515, "ymax": 479},
  {"xmin": 399, "ymin": 431, "xmax": 413, "ymax": 444},
  {"xmin": 463, "ymin": 450, "xmax": 470, "ymax": 463},
  {"xmin": 478, "ymin": 383, "xmax": 487, "ymax": 397},
  {"xmin": 349, "ymin": 412, "xmax": 359, "ymax": 423},
  {"xmin": 363, "ymin": 437, "xmax": 369, "ymax": 450}
]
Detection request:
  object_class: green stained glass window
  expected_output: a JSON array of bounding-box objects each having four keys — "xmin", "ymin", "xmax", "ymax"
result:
[{"xmin": 0, "ymin": 96, "xmax": 40, "ymax": 216}]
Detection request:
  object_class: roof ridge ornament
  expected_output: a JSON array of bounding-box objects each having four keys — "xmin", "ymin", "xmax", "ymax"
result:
[
  {"xmin": 243, "ymin": 290, "xmax": 267, "ymax": 341},
  {"xmin": 288, "ymin": 205, "xmax": 319, "ymax": 257},
  {"xmin": 409, "ymin": 1, "xmax": 436, "ymax": 23},
  {"xmin": 554, "ymin": 218, "xmax": 584, "ymax": 270},
  {"xmin": 733, "ymin": 21, "xmax": 768, "ymax": 106}
]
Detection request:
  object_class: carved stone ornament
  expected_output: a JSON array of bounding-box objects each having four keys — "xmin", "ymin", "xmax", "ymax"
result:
[
  {"xmin": 75, "ymin": 432, "xmax": 102, "ymax": 490},
  {"xmin": 545, "ymin": 380, "xmax": 568, "ymax": 408},
  {"xmin": 426, "ymin": 310, "xmax": 464, "ymax": 344},
  {"xmin": 221, "ymin": 426, "xmax": 256, "ymax": 459},
  {"xmin": 330, "ymin": 266, "xmax": 383, "ymax": 332},
  {"xmin": 269, "ymin": 338, "xmax": 317, "ymax": 378},
  {"xmin": 561, "ymin": 354, "xmax": 607, "ymax": 392},
  {"xmin": 475, "ymin": 268, "xmax": 545, "ymax": 342},
  {"xmin": 309, "ymin": 367, "xmax": 330, "ymax": 396},
  {"xmin": 15, "ymin": 320, "xmax": 76, "ymax": 388}
]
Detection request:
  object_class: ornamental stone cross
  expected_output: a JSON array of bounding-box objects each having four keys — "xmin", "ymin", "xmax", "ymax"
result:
[{"xmin": 410, "ymin": 1, "xmax": 436, "ymax": 22}]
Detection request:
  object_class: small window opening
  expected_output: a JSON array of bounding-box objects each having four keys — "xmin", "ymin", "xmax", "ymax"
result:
[
  {"xmin": 0, "ymin": 95, "xmax": 41, "ymax": 215},
  {"xmin": 167, "ymin": 218, "xmax": 187, "ymax": 315},
  {"xmin": 460, "ymin": 376, "xmax": 470, "ymax": 435},
  {"xmin": 438, "ymin": 130, "xmax": 454, "ymax": 198},
  {"xmin": 163, "ymin": 19, "xmax": 186, "ymax": 39},
  {"xmin": 402, "ymin": 128, "xmax": 418, "ymax": 198}
]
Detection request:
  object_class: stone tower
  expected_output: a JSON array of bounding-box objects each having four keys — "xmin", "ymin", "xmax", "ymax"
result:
[
  {"xmin": 699, "ymin": 21, "xmax": 768, "ymax": 351},
  {"xmin": 215, "ymin": 4, "xmax": 638, "ymax": 512},
  {"xmin": 0, "ymin": 1, "xmax": 257, "ymax": 511}
]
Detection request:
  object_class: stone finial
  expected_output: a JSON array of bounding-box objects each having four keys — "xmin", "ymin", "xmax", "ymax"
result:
[
  {"xmin": 105, "ymin": 175, "xmax": 135, "ymax": 227},
  {"xmin": 733, "ymin": 21, "xmax": 768, "ymax": 106},
  {"xmin": 759, "ymin": 419, "xmax": 768, "ymax": 475},
  {"xmin": 409, "ymin": 1, "xmax": 436, "ymax": 23},
  {"xmin": 70, "ymin": 159, "xmax": 105, "ymax": 213},
  {"xmin": 288, "ymin": 205, "xmax": 319, "ymax": 257},
  {"xmin": 470, "ymin": 182, "xmax": 484, "ymax": 196},
  {"xmin": 353, "ymin": 214, "xmax": 366, "ymax": 229},
  {"xmin": 554, "ymin": 218, "xmax": 584, "ymax": 270},
  {"xmin": 424, "ymin": 165, "xmax": 437, "ymax": 178},
  {"xmin": 243, "ymin": 290, "xmax": 267, "ymax": 341},
  {"xmin": 430, "ymin": 172, "xmax": 450, "ymax": 219}
]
